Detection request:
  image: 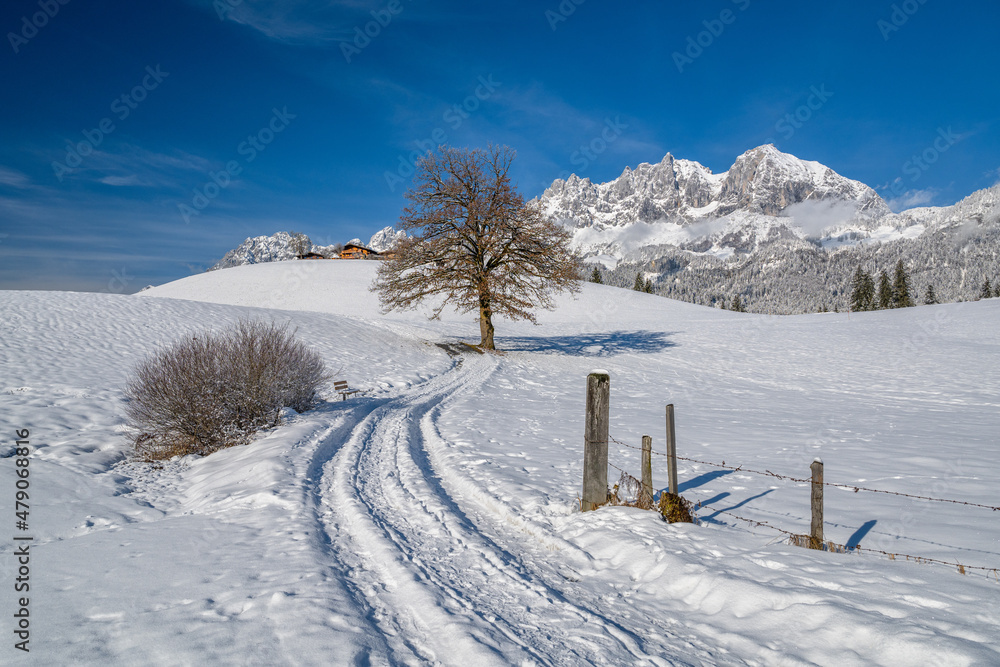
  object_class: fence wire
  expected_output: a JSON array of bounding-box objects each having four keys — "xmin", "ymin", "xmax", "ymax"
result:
[
  {"xmin": 606, "ymin": 433, "xmax": 1000, "ymax": 581},
  {"xmin": 608, "ymin": 435, "xmax": 1000, "ymax": 511}
]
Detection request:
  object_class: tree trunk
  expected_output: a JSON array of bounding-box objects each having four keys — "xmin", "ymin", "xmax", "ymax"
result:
[{"xmin": 479, "ymin": 296, "xmax": 495, "ymax": 350}]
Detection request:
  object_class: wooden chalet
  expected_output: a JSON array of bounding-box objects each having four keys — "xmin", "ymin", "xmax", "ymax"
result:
[
  {"xmin": 340, "ymin": 243, "xmax": 378, "ymax": 259},
  {"xmin": 296, "ymin": 251, "xmax": 327, "ymax": 260}
]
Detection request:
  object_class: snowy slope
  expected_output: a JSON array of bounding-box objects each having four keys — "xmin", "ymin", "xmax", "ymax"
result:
[{"xmin": 2, "ymin": 262, "xmax": 999, "ymax": 665}]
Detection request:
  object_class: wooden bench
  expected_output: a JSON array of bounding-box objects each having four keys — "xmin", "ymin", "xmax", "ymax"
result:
[{"xmin": 333, "ymin": 380, "xmax": 362, "ymax": 401}]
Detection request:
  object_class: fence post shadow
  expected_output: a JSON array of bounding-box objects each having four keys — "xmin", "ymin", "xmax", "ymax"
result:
[{"xmin": 847, "ymin": 519, "xmax": 878, "ymax": 550}]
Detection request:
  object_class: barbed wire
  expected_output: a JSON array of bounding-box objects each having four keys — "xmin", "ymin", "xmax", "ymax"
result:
[
  {"xmin": 708, "ymin": 506, "xmax": 1000, "ymax": 580},
  {"xmin": 608, "ymin": 434, "xmax": 1000, "ymax": 512},
  {"xmin": 605, "ymin": 436, "xmax": 999, "ymax": 580},
  {"xmin": 704, "ymin": 506, "xmax": 798, "ymax": 539}
]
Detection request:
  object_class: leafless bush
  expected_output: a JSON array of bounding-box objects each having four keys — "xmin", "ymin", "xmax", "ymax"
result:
[{"xmin": 124, "ymin": 319, "xmax": 331, "ymax": 460}]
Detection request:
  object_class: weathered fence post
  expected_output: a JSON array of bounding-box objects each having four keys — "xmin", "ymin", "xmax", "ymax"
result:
[
  {"xmin": 641, "ymin": 435, "xmax": 653, "ymax": 506},
  {"xmin": 810, "ymin": 458, "xmax": 824, "ymax": 549},
  {"xmin": 665, "ymin": 404, "xmax": 678, "ymax": 495},
  {"xmin": 582, "ymin": 371, "xmax": 610, "ymax": 512}
]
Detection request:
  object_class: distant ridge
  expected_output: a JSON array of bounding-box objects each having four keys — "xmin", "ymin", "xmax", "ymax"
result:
[
  {"xmin": 535, "ymin": 144, "xmax": 1000, "ymax": 312},
  {"xmin": 210, "ymin": 226, "xmax": 405, "ymax": 271}
]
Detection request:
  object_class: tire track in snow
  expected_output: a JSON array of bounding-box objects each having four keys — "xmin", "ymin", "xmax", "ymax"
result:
[{"xmin": 315, "ymin": 353, "xmax": 701, "ymax": 665}]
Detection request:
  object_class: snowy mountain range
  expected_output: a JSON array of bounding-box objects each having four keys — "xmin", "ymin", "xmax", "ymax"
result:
[
  {"xmin": 537, "ymin": 144, "xmax": 1000, "ymax": 312},
  {"xmin": 537, "ymin": 143, "xmax": 997, "ymax": 263},
  {"xmin": 209, "ymin": 228, "xmax": 404, "ymax": 271},
  {"xmin": 207, "ymin": 144, "xmax": 999, "ymax": 313}
]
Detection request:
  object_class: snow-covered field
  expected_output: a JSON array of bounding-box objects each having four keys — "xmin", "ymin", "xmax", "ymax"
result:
[{"xmin": 2, "ymin": 260, "xmax": 998, "ymax": 665}]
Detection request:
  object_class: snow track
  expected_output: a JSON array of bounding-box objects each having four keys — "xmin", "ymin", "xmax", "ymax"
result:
[{"xmin": 316, "ymin": 353, "xmax": 712, "ymax": 665}]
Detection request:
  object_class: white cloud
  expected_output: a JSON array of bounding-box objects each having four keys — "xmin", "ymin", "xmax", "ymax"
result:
[
  {"xmin": 185, "ymin": 0, "xmax": 362, "ymax": 45},
  {"xmin": 100, "ymin": 175, "xmax": 143, "ymax": 187},
  {"xmin": 0, "ymin": 166, "xmax": 31, "ymax": 189},
  {"xmin": 56, "ymin": 145, "xmax": 214, "ymax": 189},
  {"xmin": 779, "ymin": 199, "xmax": 860, "ymax": 236},
  {"xmin": 886, "ymin": 188, "xmax": 939, "ymax": 213},
  {"xmin": 683, "ymin": 217, "xmax": 729, "ymax": 239}
]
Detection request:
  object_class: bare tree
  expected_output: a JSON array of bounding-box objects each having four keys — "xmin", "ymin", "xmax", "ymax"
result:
[
  {"xmin": 288, "ymin": 231, "xmax": 312, "ymax": 256},
  {"xmin": 373, "ymin": 145, "xmax": 581, "ymax": 350}
]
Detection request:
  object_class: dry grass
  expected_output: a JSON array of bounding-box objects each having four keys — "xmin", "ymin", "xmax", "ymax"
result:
[
  {"xmin": 658, "ymin": 492, "xmax": 695, "ymax": 523},
  {"xmin": 788, "ymin": 534, "xmax": 849, "ymax": 553},
  {"xmin": 608, "ymin": 471, "xmax": 655, "ymax": 510},
  {"xmin": 124, "ymin": 319, "xmax": 332, "ymax": 460}
]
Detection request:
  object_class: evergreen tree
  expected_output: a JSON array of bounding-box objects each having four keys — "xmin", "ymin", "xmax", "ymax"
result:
[
  {"xmin": 633, "ymin": 272, "xmax": 645, "ymax": 291},
  {"xmin": 980, "ymin": 277, "xmax": 993, "ymax": 300},
  {"xmin": 589, "ymin": 266, "xmax": 603, "ymax": 284},
  {"xmin": 850, "ymin": 265, "xmax": 875, "ymax": 311},
  {"xmin": 644, "ymin": 278, "xmax": 654, "ymax": 294},
  {"xmin": 923, "ymin": 283, "xmax": 938, "ymax": 305},
  {"xmin": 892, "ymin": 259, "xmax": 914, "ymax": 308},
  {"xmin": 877, "ymin": 270, "xmax": 893, "ymax": 309},
  {"xmin": 995, "ymin": 282, "xmax": 1000, "ymax": 299},
  {"xmin": 731, "ymin": 295, "xmax": 743, "ymax": 312}
]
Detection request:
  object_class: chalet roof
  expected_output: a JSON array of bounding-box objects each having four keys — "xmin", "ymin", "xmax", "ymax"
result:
[{"xmin": 342, "ymin": 243, "xmax": 377, "ymax": 253}]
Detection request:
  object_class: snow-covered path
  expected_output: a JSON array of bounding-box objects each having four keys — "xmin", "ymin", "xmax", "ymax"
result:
[{"xmin": 316, "ymin": 351, "xmax": 700, "ymax": 665}]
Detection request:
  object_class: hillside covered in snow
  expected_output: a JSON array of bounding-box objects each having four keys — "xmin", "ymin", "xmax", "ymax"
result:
[{"xmin": 3, "ymin": 261, "xmax": 998, "ymax": 665}]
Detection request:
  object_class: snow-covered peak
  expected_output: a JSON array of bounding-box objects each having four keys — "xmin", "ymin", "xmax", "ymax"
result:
[
  {"xmin": 535, "ymin": 144, "xmax": 902, "ymax": 261},
  {"xmin": 368, "ymin": 226, "xmax": 406, "ymax": 252},
  {"xmin": 209, "ymin": 231, "xmax": 311, "ymax": 271},
  {"xmin": 210, "ymin": 231, "xmax": 343, "ymax": 270},
  {"xmin": 717, "ymin": 144, "xmax": 888, "ymax": 217},
  {"xmin": 537, "ymin": 144, "xmax": 890, "ymax": 234}
]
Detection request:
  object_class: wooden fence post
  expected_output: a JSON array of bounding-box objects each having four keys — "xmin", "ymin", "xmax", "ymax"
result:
[
  {"xmin": 641, "ymin": 435, "xmax": 653, "ymax": 506},
  {"xmin": 810, "ymin": 458, "xmax": 824, "ymax": 549},
  {"xmin": 665, "ymin": 404, "xmax": 678, "ymax": 495},
  {"xmin": 582, "ymin": 371, "xmax": 610, "ymax": 512}
]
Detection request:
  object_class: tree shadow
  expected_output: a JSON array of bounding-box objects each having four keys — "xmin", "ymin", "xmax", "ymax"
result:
[
  {"xmin": 497, "ymin": 330, "xmax": 677, "ymax": 356},
  {"xmin": 678, "ymin": 469, "xmax": 734, "ymax": 493},
  {"xmin": 846, "ymin": 519, "xmax": 877, "ymax": 551}
]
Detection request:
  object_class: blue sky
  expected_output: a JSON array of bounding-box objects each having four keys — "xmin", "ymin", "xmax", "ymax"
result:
[{"xmin": 1, "ymin": 0, "xmax": 998, "ymax": 292}]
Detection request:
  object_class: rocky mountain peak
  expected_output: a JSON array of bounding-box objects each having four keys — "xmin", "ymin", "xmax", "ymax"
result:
[
  {"xmin": 539, "ymin": 144, "xmax": 890, "ymax": 227},
  {"xmin": 716, "ymin": 144, "xmax": 886, "ymax": 217},
  {"xmin": 368, "ymin": 226, "xmax": 407, "ymax": 252}
]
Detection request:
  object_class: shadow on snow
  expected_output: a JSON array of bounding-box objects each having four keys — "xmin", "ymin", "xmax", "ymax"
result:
[{"xmin": 497, "ymin": 330, "xmax": 677, "ymax": 356}]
